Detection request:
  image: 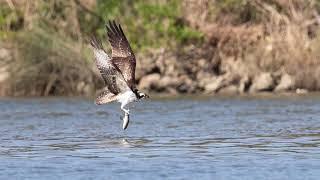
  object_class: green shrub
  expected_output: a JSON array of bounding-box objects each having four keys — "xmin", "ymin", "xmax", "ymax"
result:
[{"xmin": 96, "ymin": 0, "xmax": 203, "ymax": 51}]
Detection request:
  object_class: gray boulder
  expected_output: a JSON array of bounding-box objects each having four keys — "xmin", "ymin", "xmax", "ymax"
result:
[
  {"xmin": 275, "ymin": 73, "xmax": 295, "ymax": 92},
  {"xmin": 218, "ymin": 85, "xmax": 239, "ymax": 95},
  {"xmin": 250, "ymin": 73, "xmax": 275, "ymax": 92},
  {"xmin": 138, "ymin": 73, "xmax": 161, "ymax": 90}
]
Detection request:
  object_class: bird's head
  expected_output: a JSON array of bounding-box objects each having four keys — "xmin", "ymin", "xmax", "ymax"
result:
[
  {"xmin": 134, "ymin": 89, "xmax": 149, "ymax": 100},
  {"xmin": 138, "ymin": 92, "xmax": 149, "ymax": 99}
]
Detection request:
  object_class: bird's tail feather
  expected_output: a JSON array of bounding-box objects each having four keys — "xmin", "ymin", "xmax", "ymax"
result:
[{"xmin": 95, "ymin": 90, "xmax": 117, "ymax": 105}]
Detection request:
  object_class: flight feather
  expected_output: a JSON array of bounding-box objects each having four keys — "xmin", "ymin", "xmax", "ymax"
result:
[{"xmin": 106, "ymin": 20, "xmax": 136, "ymax": 90}]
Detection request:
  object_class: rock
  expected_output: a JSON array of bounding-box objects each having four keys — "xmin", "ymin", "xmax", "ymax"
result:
[
  {"xmin": 0, "ymin": 48, "xmax": 10, "ymax": 61},
  {"xmin": 250, "ymin": 73, "xmax": 275, "ymax": 92},
  {"xmin": 0, "ymin": 48, "xmax": 11, "ymax": 84},
  {"xmin": 178, "ymin": 75, "xmax": 196, "ymax": 93},
  {"xmin": 77, "ymin": 81, "xmax": 86, "ymax": 93},
  {"xmin": 138, "ymin": 73, "xmax": 161, "ymax": 90},
  {"xmin": 203, "ymin": 72, "xmax": 241, "ymax": 93},
  {"xmin": 159, "ymin": 76, "xmax": 180, "ymax": 88},
  {"xmin": 204, "ymin": 76, "xmax": 225, "ymax": 93},
  {"xmin": 197, "ymin": 58, "xmax": 207, "ymax": 68},
  {"xmin": 0, "ymin": 66, "xmax": 9, "ymax": 83},
  {"xmin": 165, "ymin": 64, "xmax": 179, "ymax": 77},
  {"xmin": 218, "ymin": 85, "xmax": 238, "ymax": 95},
  {"xmin": 0, "ymin": 72, "xmax": 9, "ymax": 83},
  {"xmin": 167, "ymin": 87, "xmax": 178, "ymax": 95},
  {"xmin": 76, "ymin": 81, "xmax": 92, "ymax": 95},
  {"xmin": 197, "ymin": 72, "xmax": 215, "ymax": 88},
  {"xmin": 83, "ymin": 84, "xmax": 92, "ymax": 95},
  {"xmin": 275, "ymin": 73, "xmax": 295, "ymax": 92},
  {"xmin": 296, "ymin": 88, "xmax": 308, "ymax": 94},
  {"xmin": 238, "ymin": 75, "xmax": 250, "ymax": 93},
  {"xmin": 196, "ymin": 71, "xmax": 212, "ymax": 80},
  {"xmin": 136, "ymin": 58, "xmax": 158, "ymax": 80}
]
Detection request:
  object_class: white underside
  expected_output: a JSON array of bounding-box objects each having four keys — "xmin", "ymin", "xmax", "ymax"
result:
[
  {"xmin": 117, "ymin": 90, "xmax": 137, "ymax": 104},
  {"xmin": 116, "ymin": 90, "xmax": 137, "ymax": 113}
]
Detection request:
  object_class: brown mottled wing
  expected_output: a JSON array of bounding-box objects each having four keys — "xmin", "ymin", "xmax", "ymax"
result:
[
  {"xmin": 90, "ymin": 36, "xmax": 130, "ymax": 95},
  {"xmin": 106, "ymin": 20, "xmax": 136, "ymax": 89},
  {"xmin": 95, "ymin": 89, "xmax": 117, "ymax": 105}
]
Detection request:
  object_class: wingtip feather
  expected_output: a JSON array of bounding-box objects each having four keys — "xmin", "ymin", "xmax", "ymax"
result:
[
  {"xmin": 90, "ymin": 36, "xmax": 103, "ymax": 50},
  {"xmin": 106, "ymin": 19, "xmax": 123, "ymax": 37}
]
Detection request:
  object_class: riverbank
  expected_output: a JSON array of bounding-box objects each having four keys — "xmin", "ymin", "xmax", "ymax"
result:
[{"xmin": 0, "ymin": 0, "xmax": 319, "ymax": 97}]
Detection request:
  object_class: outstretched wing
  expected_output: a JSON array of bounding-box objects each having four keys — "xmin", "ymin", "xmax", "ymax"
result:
[
  {"xmin": 90, "ymin": 36, "xmax": 130, "ymax": 95},
  {"xmin": 106, "ymin": 20, "xmax": 136, "ymax": 89}
]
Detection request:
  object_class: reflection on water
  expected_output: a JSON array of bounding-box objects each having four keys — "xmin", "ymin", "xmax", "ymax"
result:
[{"xmin": 0, "ymin": 96, "xmax": 320, "ymax": 179}]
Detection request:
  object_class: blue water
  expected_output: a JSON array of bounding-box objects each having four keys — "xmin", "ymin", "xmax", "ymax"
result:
[{"xmin": 0, "ymin": 95, "xmax": 319, "ymax": 179}]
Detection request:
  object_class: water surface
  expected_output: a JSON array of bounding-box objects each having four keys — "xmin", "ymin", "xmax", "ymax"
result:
[{"xmin": 0, "ymin": 95, "xmax": 319, "ymax": 179}]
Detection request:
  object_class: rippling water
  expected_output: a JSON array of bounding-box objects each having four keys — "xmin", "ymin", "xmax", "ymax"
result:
[{"xmin": 0, "ymin": 95, "xmax": 320, "ymax": 179}]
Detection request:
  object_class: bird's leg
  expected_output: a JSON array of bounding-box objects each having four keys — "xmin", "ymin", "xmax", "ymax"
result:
[{"xmin": 121, "ymin": 103, "xmax": 130, "ymax": 115}]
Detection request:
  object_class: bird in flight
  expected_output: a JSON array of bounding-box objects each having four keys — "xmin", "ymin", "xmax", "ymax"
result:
[{"xmin": 90, "ymin": 20, "xmax": 149, "ymax": 130}]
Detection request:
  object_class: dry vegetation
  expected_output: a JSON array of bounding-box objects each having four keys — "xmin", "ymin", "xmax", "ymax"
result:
[
  {"xmin": 0, "ymin": 0, "xmax": 320, "ymax": 96},
  {"xmin": 179, "ymin": 0, "xmax": 320, "ymax": 93}
]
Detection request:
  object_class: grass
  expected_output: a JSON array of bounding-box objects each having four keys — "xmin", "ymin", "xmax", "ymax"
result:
[{"xmin": 8, "ymin": 28, "xmax": 97, "ymax": 96}]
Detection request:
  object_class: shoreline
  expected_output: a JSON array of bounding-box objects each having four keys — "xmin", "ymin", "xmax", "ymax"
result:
[
  {"xmin": 1, "ymin": 91, "xmax": 319, "ymax": 101},
  {"xmin": 1, "ymin": 1, "xmax": 319, "ymax": 97}
]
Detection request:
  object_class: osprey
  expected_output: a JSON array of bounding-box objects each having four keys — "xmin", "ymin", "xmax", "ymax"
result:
[{"xmin": 90, "ymin": 20, "xmax": 149, "ymax": 130}]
